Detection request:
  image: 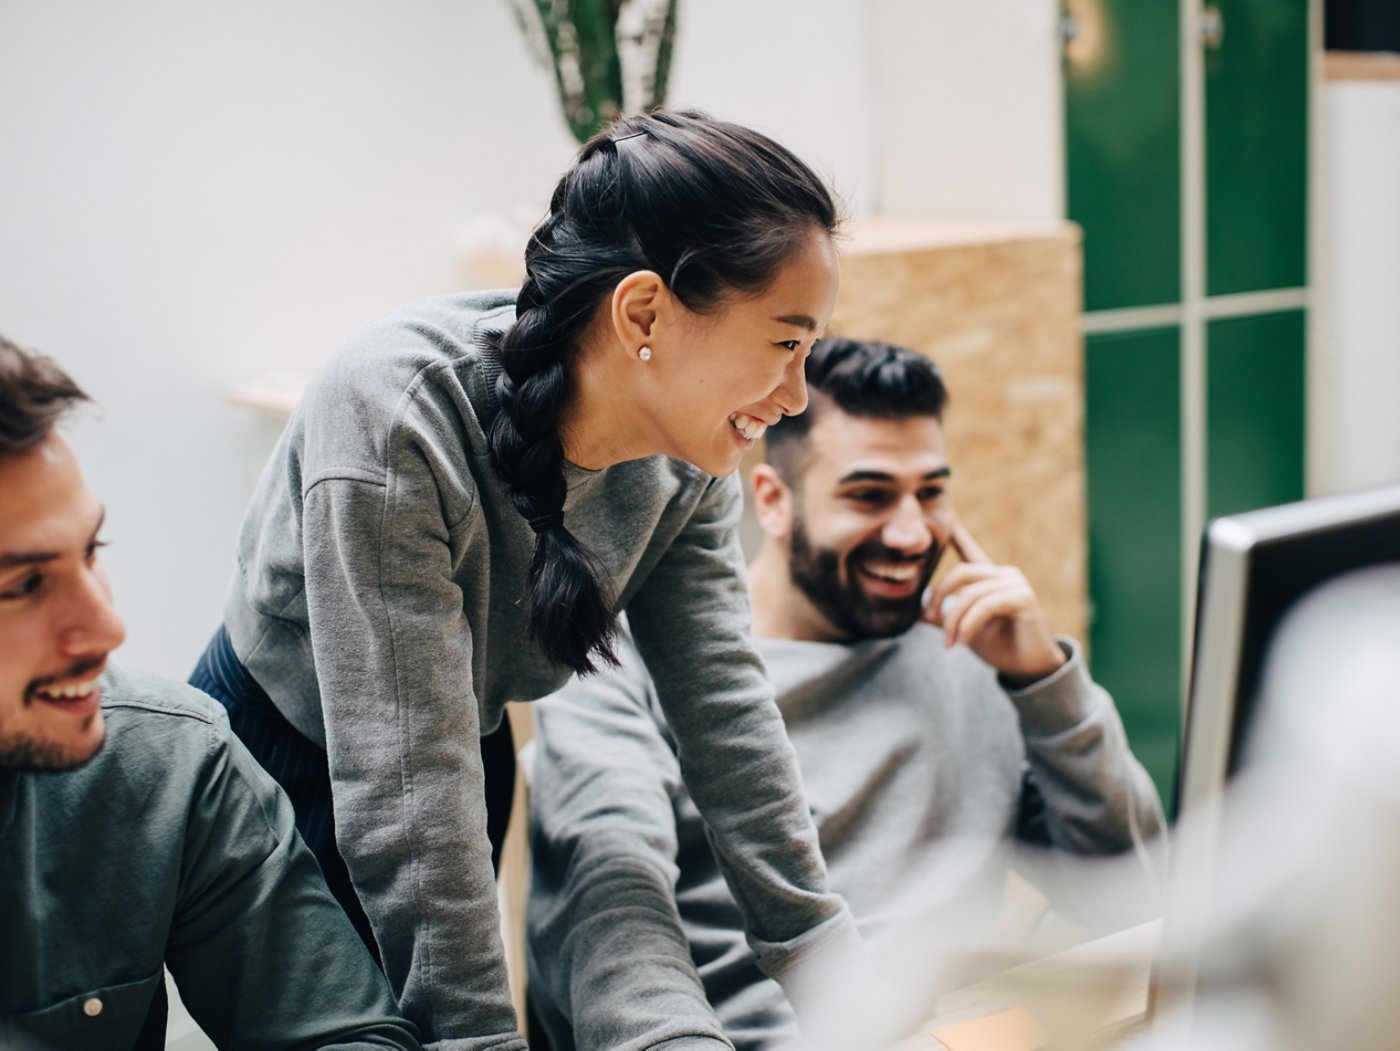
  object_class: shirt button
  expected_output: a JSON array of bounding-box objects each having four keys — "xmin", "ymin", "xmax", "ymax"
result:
[{"xmin": 83, "ymin": 997, "xmax": 103, "ymax": 1017}]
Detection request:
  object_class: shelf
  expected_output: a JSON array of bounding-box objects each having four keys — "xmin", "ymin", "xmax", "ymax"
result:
[
  {"xmin": 227, "ymin": 372, "xmax": 306, "ymax": 418},
  {"xmin": 1325, "ymin": 50, "xmax": 1400, "ymax": 82}
]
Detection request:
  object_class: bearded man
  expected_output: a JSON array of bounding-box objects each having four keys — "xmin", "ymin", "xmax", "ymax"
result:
[{"xmin": 525, "ymin": 338, "xmax": 1166, "ymax": 1051}]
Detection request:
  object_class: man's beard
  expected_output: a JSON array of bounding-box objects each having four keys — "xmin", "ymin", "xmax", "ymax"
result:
[
  {"xmin": 0, "ymin": 717, "xmax": 105, "ymax": 772},
  {"xmin": 788, "ymin": 517, "xmax": 942, "ymax": 641},
  {"xmin": 2, "ymin": 656, "xmax": 109, "ymax": 771}
]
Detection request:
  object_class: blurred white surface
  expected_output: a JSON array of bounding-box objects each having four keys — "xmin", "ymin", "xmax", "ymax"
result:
[{"xmin": 1317, "ymin": 79, "xmax": 1400, "ymax": 494}]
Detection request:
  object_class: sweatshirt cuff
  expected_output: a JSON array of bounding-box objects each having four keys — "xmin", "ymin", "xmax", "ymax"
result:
[
  {"xmin": 747, "ymin": 899, "xmax": 857, "ymax": 981},
  {"xmin": 1002, "ymin": 636, "xmax": 1099, "ymax": 737},
  {"xmin": 756, "ymin": 909, "xmax": 922, "ymax": 1050}
]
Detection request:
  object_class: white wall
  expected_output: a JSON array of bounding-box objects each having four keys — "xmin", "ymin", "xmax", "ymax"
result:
[
  {"xmin": 674, "ymin": 0, "xmax": 1068, "ymax": 222},
  {"xmin": 0, "ymin": 2, "xmax": 580, "ymax": 676},
  {"xmin": 669, "ymin": 0, "xmax": 876, "ymax": 215},
  {"xmin": 1315, "ymin": 80, "xmax": 1400, "ymax": 495},
  {"xmin": 870, "ymin": 0, "xmax": 1066, "ymax": 223}
]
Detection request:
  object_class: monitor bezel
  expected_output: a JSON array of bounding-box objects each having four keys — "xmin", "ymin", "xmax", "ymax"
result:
[{"xmin": 1178, "ymin": 482, "xmax": 1400, "ymax": 819}]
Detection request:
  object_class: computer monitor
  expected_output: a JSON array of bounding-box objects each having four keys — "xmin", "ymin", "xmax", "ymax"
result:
[
  {"xmin": 1151, "ymin": 481, "xmax": 1400, "ymax": 1031},
  {"xmin": 1177, "ymin": 481, "xmax": 1400, "ymax": 816}
]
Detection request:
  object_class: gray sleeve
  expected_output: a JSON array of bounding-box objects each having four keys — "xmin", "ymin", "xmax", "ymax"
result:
[
  {"xmin": 624, "ymin": 475, "xmax": 872, "ymax": 1025},
  {"xmin": 527, "ymin": 631, "xmax": 734, "ymax": 1051},
  {"xmin": 1005, "ymin": 638, "xmax": 1169, "ymax": 917},
  {"xmin": 301, "ymin": 467, "xmax": 524, "ymax": 1050},
  {"xmin": 168, "ymin": 713, "xmax": 423, "ymax": 1050}
]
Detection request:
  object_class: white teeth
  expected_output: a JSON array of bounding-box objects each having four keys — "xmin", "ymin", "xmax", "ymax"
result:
[
  {"xmin": 864, "ymin": 563, "xmax": 919, "ymax": 582},
  {"xmin": 729, "ymin": 413, "xmax": 768, "ymax": 442},
  {"xmin": 40, "ymin": 679, "xmax": 98, "ymax": 700}
]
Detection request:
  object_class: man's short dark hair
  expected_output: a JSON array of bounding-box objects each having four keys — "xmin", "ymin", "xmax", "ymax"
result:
[
  {"xmin": 766, "ymin": 337, "xmax": 948, "ymax": 483},
  {"xmin": 0, "ymin": 335, "xmax": 89, "ymax": 457}
]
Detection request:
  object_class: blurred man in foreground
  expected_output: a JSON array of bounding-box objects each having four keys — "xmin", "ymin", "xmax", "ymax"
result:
[
  {"xmin": 0, "ymin": 336, "xmax": 420, "ymax": 1050},
  {"xmin": 526, "ymin": 338, "xmax": 1166, "ymax": 1050}
]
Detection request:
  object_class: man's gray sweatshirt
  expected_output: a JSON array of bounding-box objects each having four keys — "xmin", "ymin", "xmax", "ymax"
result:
[
  {"xmin": 527, "ymin": 626, "xmax": 1167, "ymax": 1049},
  {"xmin": 222, "ymin": 291, "xmax": 855, "ymax": 1049}
]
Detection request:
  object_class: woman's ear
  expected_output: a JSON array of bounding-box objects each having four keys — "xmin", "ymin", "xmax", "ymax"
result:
[
  {"xmin": 610, "ymin": 270, "xmax": 674, "ymax": 356},
  {"xmin": 750, "ymin": 463, "xmax": 794, "ymax": 540}
]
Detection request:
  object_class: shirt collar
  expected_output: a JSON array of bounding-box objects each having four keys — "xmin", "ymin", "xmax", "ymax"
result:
[{"xmin": 0, "ymin": 768, "xmax": 19, "ymax": 834}]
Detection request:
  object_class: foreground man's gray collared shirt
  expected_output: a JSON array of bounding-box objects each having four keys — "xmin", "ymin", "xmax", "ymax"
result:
[{"xmin": 0, "ymin": 662, "xmax": 420, "ymax": 1051}]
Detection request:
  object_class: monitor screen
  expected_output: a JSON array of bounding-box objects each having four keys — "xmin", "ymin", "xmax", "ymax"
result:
[{"xmin": 1177, "ymin": 481, "xmax": 1400, "ymax": 816}]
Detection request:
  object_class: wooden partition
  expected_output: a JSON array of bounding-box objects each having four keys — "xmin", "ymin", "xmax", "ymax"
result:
[{"xmin": 806, "ymin": 217, "xmax": 1087, "ymax": 640}]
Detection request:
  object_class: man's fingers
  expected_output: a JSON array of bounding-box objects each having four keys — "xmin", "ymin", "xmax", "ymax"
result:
[
  {"xmin": 951, "ymin": 590, "xmax": 1029, "ymax": 647},
  {"xmin": 940, "ymin": 577, "xmax": 1019, "ymax": 644},
  {"xmin": 928, "ymin": 563, "xmax": 1014, "ymax": 622},
  {"xmin": 949, "ymin": 519, "xmax": 992, "ymax": 566}
]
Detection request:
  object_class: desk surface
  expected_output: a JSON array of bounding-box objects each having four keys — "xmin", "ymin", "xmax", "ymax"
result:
[{"xmin": 892, "ymin": 920, "xmax": 1161, "ymax": 1050}]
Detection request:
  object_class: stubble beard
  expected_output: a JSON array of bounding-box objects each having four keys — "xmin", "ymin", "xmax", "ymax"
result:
[
  {"xmin": 787, "ymin": 516, "xmax": 940, "ymax": 642},
  {"xmin": 0, "ymin": 707, "xmax": 105, "ymax": 772}
]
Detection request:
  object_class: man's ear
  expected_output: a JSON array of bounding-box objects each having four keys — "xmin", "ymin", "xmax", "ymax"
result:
[
  {"xmin": 750, "ymin": 463, "xmax": 794, "ymax": 540},
  {"xmin": 609, "ymin": 270, "xmax": 676, "ymax": 357}
]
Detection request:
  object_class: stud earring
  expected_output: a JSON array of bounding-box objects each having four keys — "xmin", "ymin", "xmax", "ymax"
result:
[{"xmin": 638, "ymin": 346, "xmax": 653, "ymax": 362}]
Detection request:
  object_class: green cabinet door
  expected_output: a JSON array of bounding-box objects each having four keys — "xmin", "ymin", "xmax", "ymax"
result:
[
  {"xmin": 1204, "ymin": 0, "xmax": 1309, "ymax": 295},
  {"xmin": 1066, "ymin": 0, "xmax": 1181, "ymax": 312},
  {"xmin": 1206, "ymin": 309, "xmax": 1307, "ymax": 518},
  {"xmin": 1085, "ymin": 327, "xmax": 1183, "ymax": 808}
]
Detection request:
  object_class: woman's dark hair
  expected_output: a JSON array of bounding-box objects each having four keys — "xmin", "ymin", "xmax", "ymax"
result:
[
  {"xmin": 0, "ymin": 335, "xmax": 90, "ymax": 458},
  {"xmin": 765, "ymin": 338, "xmax": 948, "ymax": 485},
  {"xmin": 489, "ymin": 109, "xmax": 840, "ymax": 674}
]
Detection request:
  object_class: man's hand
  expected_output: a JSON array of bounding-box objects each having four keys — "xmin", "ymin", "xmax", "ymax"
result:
[{"xmin": 924, "ymin": 519, "xmax": 1066, "ymax": 686}]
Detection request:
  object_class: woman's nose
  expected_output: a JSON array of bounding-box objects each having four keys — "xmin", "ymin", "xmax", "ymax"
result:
[{"xmin": 776, "ymin": 353, "xmax": 810, "ymax": 417}]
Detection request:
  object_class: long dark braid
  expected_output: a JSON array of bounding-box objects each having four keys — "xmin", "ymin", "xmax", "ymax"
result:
[
  {"xmin": 489, "ymin": 194, "xmax": 618, "ymax": 673},
  {"xmin": 489, "ymin": 110, "xmax": 839, "ymax": 674}
]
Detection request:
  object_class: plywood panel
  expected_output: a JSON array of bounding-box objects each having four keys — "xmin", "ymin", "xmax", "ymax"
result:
[{"xmin": 829, "ymin": 218, "xmax": 1087, "ymax": 641}]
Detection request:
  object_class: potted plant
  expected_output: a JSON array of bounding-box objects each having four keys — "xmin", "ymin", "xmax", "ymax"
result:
[{"xmin": 508, "ymin": 0, "xmax": 680, "ymax": 142}]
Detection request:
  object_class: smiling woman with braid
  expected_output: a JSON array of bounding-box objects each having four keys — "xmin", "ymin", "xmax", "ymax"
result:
[{"xmin": 190, "ymin": 111, "xmax": 860, "ymax": 1048}]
